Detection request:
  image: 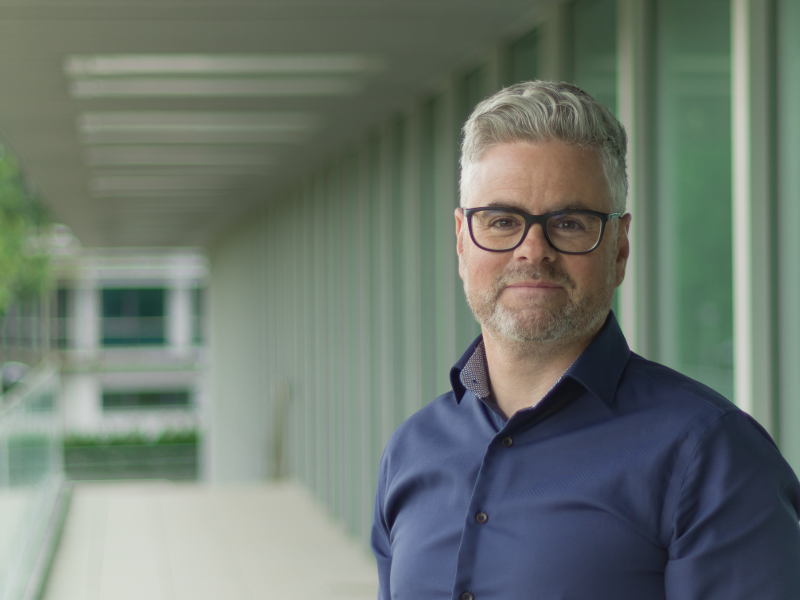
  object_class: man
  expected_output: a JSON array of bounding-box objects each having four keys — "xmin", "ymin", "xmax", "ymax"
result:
[{"xmin": 371, "ymin": 81, "xmax": 800, "ymax": 600}]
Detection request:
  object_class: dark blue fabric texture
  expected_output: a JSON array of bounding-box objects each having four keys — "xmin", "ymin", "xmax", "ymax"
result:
[{"xmin": 371, "ymin": 312, "xmax": 800, "ymax": 600}]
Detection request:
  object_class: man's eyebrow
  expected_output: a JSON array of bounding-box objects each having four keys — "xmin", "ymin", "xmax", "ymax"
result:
[
  {"xmin": 481, "ymin": 199, "xmax": 596, "ymax": 212},
  {"xmin": 482, "ymin": 201, "xmax": 527, "ymax": 210},
  {"xmin": 554, "ymin": 200, "xmax": 595, "ymax": 211}
]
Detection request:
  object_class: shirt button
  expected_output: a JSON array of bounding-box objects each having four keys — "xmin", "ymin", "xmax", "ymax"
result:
[
  {"xmin": 502, "ymin": 436, "xmax": 513, "ymax": 447},
  {"xmin": 476, "ymin": 512, "xmax": 488, "ymax": 524},
  {"xmin": 462, "ymin": 593, "xmax": 474, "ymax": 600}
]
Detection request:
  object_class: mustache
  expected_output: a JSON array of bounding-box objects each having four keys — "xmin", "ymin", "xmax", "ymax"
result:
[{"xmin": 492, "ymin": 264, "xmax": 575, "ymax": 294}]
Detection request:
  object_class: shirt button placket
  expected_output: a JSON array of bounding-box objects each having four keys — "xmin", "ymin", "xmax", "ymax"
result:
[{"xmin": 457, "ymin": 435, "xmax": 502, "ymax": 600}]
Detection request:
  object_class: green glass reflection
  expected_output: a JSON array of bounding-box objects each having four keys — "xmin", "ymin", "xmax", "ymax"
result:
[
  {"xmin": 462, "ymin": 65, "xmax": 489, "ymax": 117},
  {"xmin": 102, "ymin": 288, "xmax": 166, "ymax": 346},
  {"xmin": 777, "ymin": 0, "xmax": 800, "ymax": 468},
  {"xmin": 573, "ymin": 0, "xmax": 617, "ymax": 113},
  {"xmin": 572, "ymin": 0, "xmax": 619, "ymax": 316},
  {"xmin": 509, "ymin": 29, "xmax": 539, "ymax": 84},
  {"xmin": 0, "ymin": 370, "xmax": 62, "ymax": 597},
  {"xmin": 655, "ymin": 0, "xmax": 733, "ymax": 398},
  {"xmin": 456, "ymin": 68, "xmax": 488, "ymax": 351}
]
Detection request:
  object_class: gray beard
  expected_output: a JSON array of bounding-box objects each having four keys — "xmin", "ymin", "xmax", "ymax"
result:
[{"xmin": 462, "ymin": 259, "xmax": 616, "ymax": 345}]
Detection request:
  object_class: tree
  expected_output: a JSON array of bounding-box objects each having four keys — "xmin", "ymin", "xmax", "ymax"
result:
[{"xmin": 0, "ymin": 147, "xmax": 50, "ymax": 313}]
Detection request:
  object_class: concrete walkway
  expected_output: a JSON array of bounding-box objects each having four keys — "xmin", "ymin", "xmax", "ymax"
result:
[{"xmin": 41, "ymin": 481, "xmax": 379, "ymax": 600}]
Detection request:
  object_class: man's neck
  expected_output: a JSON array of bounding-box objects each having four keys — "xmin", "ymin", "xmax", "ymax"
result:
[{"xmin": 483, "ymin": 331, "xmax": 594, "ymax": 420}]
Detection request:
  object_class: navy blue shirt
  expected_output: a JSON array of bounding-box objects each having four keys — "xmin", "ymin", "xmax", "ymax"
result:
[{"xmin": 371, "ymin": 313, "xmax": 800, "ymax": 600}]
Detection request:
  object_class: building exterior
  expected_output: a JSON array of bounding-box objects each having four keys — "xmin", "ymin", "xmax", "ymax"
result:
[{"xmin": 50, "ymin": 231, "xmax": 208, "ymax": 447}]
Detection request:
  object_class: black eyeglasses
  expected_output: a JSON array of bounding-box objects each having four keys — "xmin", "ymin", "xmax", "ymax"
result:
[{"xmin": 463, "ymin": 207, "xmax": 621, "ymax": 254}]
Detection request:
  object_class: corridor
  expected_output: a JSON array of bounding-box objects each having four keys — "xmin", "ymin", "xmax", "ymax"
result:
[{"xmin": 41, "ymin": 482, "xmax": 378, "ymax": 600}]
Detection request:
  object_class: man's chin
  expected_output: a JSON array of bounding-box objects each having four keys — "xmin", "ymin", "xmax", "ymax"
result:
[
  {"xmin": 484, "ymin": 298, "xmax": 611, "ymax": 345},
  {"xmin": 485, "ymin": 307, "xmax": 572, "ymax": 344}
]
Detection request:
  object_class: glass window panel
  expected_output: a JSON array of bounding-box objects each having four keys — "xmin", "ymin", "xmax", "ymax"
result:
[
  {"xmin": 137, "ymin": 289, "xmax": 164, "ymax": 317},
  {"xmin": 462, "ymin": 64, "xmax": 489, "ymax": 119},
  {"xmin": 55, "ymin": 287, "xmax": 69, "ymax": 349},
  {"xmin": 192, "ymin": 287, "xmax": 203, "ymax": 344},
  {"xmin": 102, "ymin": 390, "xmax": 190, "ymax": 409},
  {"xmin": 101, "ymin": 288, "xmax": 165, "ymax": 345},
  {"xmin": 777, "ymin": 0, "xmax": 800, "ymax": 468},
  {"xmin": 455, "ymin": 73, "xmax": 485, "ymax": 354},
  {"xmin": 654, "ymin": 0, "xmax": 733, "ymax": 398},
  {"xmin": 509, "ymin": 29, "xmax": 539, "ymax": 84},
  {"xmin": 102, "ymin": 288, "xmax": 165, "ymax": 318},
  {"xmin": 418, "ymin": 100, "xmax": 437, "ymax": 402},
  {"xmin": 571, "ymin": 0, "xmax": 620, "ymax": 315},
  {"xmin": 572, "ymin": 0, "xmax": 617, "ymax": 113}
]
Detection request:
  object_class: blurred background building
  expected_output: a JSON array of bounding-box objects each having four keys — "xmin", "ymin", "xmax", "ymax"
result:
[
  {"xmin": 0, "ymin": 0, "xmax": 797, "ymax": 597},
  {"xmin": 52, "ymin": 239, "xmax": 207, "ymax": 480}
]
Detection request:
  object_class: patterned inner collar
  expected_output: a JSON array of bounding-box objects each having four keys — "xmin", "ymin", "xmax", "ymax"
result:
[
  {"xmin": 460, "ymin": 340, "xmax": 491, "ymax": 399},
  {"xmin": 459, "ymin": 338, "xmax": 579, "ymax": 404}
]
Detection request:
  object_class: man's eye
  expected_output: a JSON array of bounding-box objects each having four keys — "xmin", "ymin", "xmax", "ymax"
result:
[
  {"xmin": 553, "ymin": 218, "xmax": 584, "ymax": 231},
  {"xmin": 490, "ymin": 218, "xmax": 517, "ymax": 229}
]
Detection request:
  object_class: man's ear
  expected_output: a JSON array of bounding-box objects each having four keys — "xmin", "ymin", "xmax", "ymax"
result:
[
  {"xmin": 455, "ymin": 207, "xmax": 466, "ymax": 256},
  {"xmin": 455, "ymin": 207, "xmax": 466, "ymax": 279},
  {"xmin": 615, "ymin": 213, "xmax": 632, "ymax": 287}
]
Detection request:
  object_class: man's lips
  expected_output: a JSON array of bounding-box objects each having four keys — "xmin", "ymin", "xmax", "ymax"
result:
[{"xmin": 505, "ymin": 280, "xmax": 563, "ymax": 289}]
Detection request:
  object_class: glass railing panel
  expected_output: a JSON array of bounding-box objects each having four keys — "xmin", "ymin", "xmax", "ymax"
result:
[{"xmin": 0, "ymin": 365, "xmax": 62, "ymax": 600}]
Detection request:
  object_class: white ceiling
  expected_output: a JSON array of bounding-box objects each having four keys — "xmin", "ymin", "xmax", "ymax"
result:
[{"xmin": 0, "ymin": 0, "xmax": 545, "ymax": 248}]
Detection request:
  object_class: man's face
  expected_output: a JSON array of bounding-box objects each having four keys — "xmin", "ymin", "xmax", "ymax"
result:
[{"xmin": 455, "ymin": 140, "xmax": 631, "ymax": 345}]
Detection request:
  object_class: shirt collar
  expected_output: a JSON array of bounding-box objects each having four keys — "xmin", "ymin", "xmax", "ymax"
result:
[
  {"xmin": 563, "ymin": 311, "xmax": 631, "ymax": 407},
  {"xmin": 450, "ymin": 311, "xmax": 631, "ymax": 407},
  {"xmin": 450, "ymin": 334, "xmax": 484, "ymax": 402},
  {"xmin": 460, "ymin": 340, "xmax": 491, "ymax": 398}
]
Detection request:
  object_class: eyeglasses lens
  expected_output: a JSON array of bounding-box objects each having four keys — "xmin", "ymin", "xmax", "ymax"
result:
[
  {"xmin": 470, "ymin": 209, "xmax": 603, "ymax": 253},
  {"xmin": 546, "ymin": 212, "xmax": 603, "ymax": 253}
]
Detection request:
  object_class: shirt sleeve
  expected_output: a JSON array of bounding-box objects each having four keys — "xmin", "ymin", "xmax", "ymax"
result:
[
  {"xmin": 665, "ymin": 411, "xmax": 800, "ymax": 599},
  {"xmin": 371, "ymin": 450, "xmax": 392, "ymax": 600}
]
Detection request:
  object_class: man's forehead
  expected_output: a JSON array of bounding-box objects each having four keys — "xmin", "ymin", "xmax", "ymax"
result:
[
  {"xmin": 466, "ymin": 141, "xmax": 610, "ymax": 209},
  {"xmin": 475, "ymin": 139, "xmax": 601, "ymax": 166},
  {"xmin": 479, "ymin": 198, "xmax": 599, "ymax": 213}
]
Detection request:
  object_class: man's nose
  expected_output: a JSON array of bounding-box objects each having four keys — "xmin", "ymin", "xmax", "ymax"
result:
[{"xmin": 512, "ymin": 222, "xmax": 558, "ymax": 262}]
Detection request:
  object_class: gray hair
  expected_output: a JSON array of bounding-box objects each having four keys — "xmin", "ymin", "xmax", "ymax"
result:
[{"xmin": 459, "ymin": 81, "xmax": 628, "ymax": 213}]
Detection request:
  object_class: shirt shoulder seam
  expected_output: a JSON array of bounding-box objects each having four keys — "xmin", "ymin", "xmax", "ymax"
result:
[
  {"xmin": 628, "ymin": 357, "xmax": 733, "ymax": 414},
  {"xmin": 668, "ymin": 410, "xmax": 742, "ymax": 536}
]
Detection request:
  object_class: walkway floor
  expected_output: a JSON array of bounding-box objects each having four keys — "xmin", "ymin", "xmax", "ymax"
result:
[{"xmin": 41, "ymin": 481, "xmax": 379, "ymax": 600}]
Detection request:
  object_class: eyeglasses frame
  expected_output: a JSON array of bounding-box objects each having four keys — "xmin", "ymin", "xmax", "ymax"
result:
[{"xmin": 463, "ymin": 206, "xmax": 622, "ymax": 255}]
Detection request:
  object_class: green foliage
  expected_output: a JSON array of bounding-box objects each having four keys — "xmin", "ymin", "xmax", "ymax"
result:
[
  {"xmin": 0, "ymin": 150, "xmax": 50, "ymax": 313},
  {"xmin": 63, "ymin": 429, "xmax": 199, "ymax": 448}
]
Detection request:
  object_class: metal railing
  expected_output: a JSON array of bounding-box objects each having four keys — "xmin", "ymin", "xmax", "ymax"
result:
[
  {"xmin": 49, "ymin": 315, "xmax": 205, "ymax": 348},
  {"xmin": 101, "ymin": 316, "xmax": 165, "ymax": 346},
  {"xmin": 0, "ymin": 302, "xmax": 49, "ymax": 367},
  {"xmin": 0, "ymin": 364, "xmax": 64, "ymax": 600}
]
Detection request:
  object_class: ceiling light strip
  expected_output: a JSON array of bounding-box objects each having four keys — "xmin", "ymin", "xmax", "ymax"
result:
[
  {"xmin": 78, "ymin": 111, "xmax": 319, "ymax": 130},
  {"xmin": 65, "ymin": 54, "xmax": 384, "ymax": 76},
  {"xmin": 71, "ymin": 77, "xmax": 363, "ymax": 98}
]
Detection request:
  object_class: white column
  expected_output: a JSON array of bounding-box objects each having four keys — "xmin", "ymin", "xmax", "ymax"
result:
[
  {"xmin": 731, "ymin": 0, "xmax": 774, "ymax": 429},
  {"xmin": 167, "ymin": 282, "xmax": 193, "ymax": 354},
  {"xmin": 617, "ymin": 0, "xmax": 654, "ymax": 356},
  {"xmin": 71, "ymin": 281, "xmax": 99, "ymax": 357},
  {"xmin": 61, "ymin": 373, "xmax": 103, "ymax": 435}
]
